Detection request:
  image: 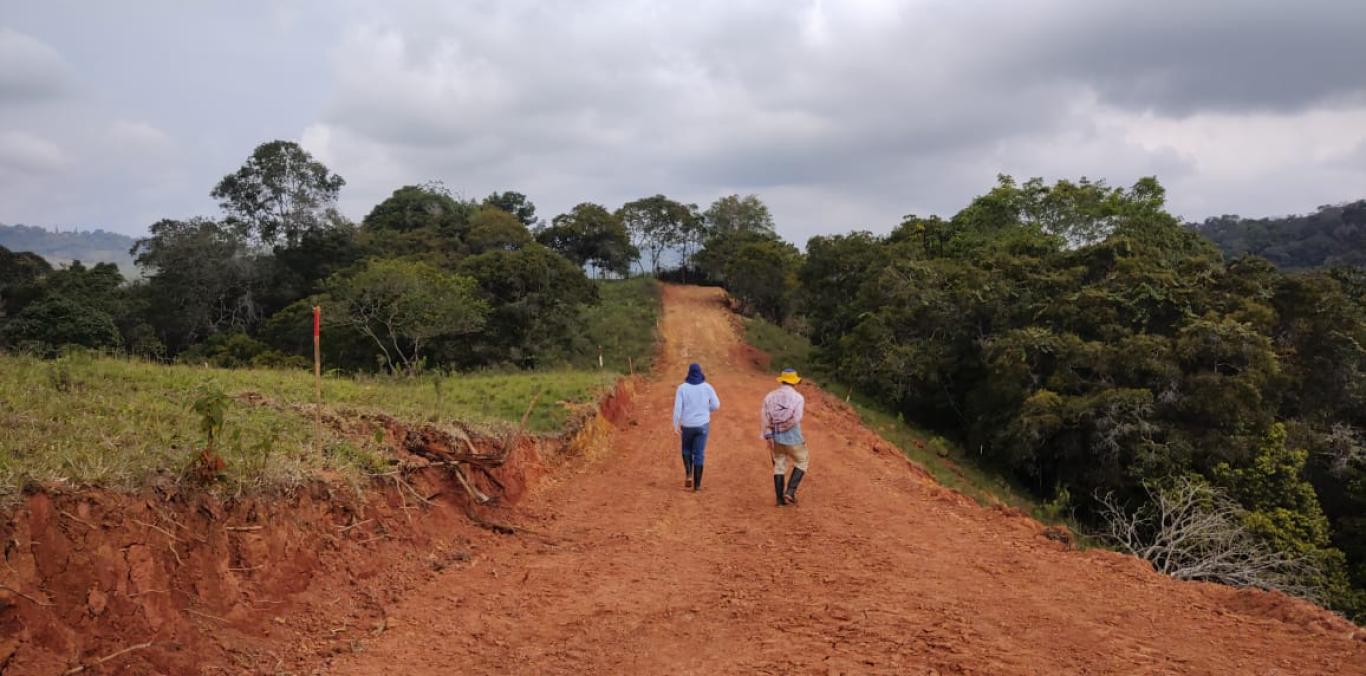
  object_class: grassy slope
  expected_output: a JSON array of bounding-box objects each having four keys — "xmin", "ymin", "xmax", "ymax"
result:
[
  {"xmin": 0, "ymin": 353, "xmax": 619, "ymax": 502},
  {"xmin": 0, "ymin": 278, "xmax": 662, "ymax": 503},
  {"xmin": 570, "ymin": 277, "xmax": 661, "ymax": 373},
  {"xmin": 743, "ymin": 317, "xmax": 1058, "ymax": 520}
]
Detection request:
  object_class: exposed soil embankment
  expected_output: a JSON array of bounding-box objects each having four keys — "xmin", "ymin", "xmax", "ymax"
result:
[{"xmin": 0, "ymin": 378, "xmax": 635, "ymax": 674}]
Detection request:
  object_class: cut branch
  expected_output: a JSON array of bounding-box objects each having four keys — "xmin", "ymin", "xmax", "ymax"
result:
[
  {"xmin": 1096, "ymin": 478, "xmax": 1322, "ymax": 601},
  {"xmin": 64, "ymin": 641, "xmax": 155, "ymax": 674}
]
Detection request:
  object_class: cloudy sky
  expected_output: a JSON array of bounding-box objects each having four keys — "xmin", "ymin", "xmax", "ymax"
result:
[{"xmin": 2, "ymin": 0, "xmax": 1365, "ymax": 244}]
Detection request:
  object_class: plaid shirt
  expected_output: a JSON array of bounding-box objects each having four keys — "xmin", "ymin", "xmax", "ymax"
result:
[{"xmin": 761, "ymin": 385, "xmax": 805, "ymax": 445}]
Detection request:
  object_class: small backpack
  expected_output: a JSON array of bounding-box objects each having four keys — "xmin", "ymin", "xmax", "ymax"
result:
[{"xmin": 764, "ymin": 394, "xmax": 798, "ymax": 434}]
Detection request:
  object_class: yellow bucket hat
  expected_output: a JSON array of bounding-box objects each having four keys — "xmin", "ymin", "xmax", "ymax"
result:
[{"xmin": 777, "ymin": 368, "xmax": 801, "ymax": 385}]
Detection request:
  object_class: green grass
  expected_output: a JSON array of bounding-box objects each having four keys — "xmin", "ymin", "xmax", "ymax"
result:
[
  {"xmin": 0, "ymin": 351, "xmax": 619, "ymax": 504},
  {"xmin": 741, "ymin": 316, "xmax": 1056, "ymax": 519},
  {"xmin": 743, "ymin": 316, "xmax": 814, "ymax": 374},
  {"xmin": 311, "ymin": 368, "xmax": 618, "ymax": 432},
  {"xmin": 572, "ymin": 277, "xmax": 661, "ymax": 373},
  {"xmin": 0, "ymin": 279, "xmax": 658, "ymax": 504}
]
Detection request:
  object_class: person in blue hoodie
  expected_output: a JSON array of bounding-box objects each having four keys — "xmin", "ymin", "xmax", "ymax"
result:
[{"xmin": 673, "ymin": 362, "xmax": 720, "ymax": 491}]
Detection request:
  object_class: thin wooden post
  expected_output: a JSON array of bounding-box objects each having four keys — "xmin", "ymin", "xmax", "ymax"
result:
[
  {"xmin": 313, "ymin": 305, "xmax": 322, "ymax": 454},
  {"xmin": 516, "ymin": 389, "xmax": 544, "ymax": 445}
]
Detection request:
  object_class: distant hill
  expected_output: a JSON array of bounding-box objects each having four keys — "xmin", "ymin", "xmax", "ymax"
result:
[
  {"xmin": 0, "ymin": 223, "xmax": 139, "ymax": 278},
  {"xmin": 1192, "ymin": 200, "xmax": 1366, "ymax": 270}
]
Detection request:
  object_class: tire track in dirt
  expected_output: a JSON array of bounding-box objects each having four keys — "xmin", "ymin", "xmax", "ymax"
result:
[{"xmin": 321, "ymin": 285, "xmax": 1364, "ymax": 674}]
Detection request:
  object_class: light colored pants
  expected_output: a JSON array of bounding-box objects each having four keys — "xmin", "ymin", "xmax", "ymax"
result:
[{"xmin": 771, "ymin": 442, "xmax": 809, "ymax": 475}]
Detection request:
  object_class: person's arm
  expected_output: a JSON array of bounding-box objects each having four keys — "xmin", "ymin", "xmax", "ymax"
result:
[
  {"xmin": 708, "ymin": 384, "xmax": 720, "ymax": 412},
  {"xmin": 759, "ymin": 394, "xmax": 771, "ymax": 440},
  {"xmin": 794, "ymin": 392, "xmax": 805, "ymax": 425},
  {"xmin": 672, "ymin": 387, "xmax": 683, "ymax": 433}
]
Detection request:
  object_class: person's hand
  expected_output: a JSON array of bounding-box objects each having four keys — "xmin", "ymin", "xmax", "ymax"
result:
[{"xmin": 673, "ymin": 426, "xmax": 681, "ymax": 436}]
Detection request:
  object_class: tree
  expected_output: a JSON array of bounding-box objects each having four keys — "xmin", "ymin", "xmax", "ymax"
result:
[
  {"xmin": 1272, "ymin": 271, "xmax": 1366, "ymax": 423},
  {"xmin": 258, "ymin": 298, "xmax": 374, "ymax": 371},
  {"xmin": 0, "ymin": 245, "xmax": 52, "ymax": 291},
  {"xmin": 365, "ymin": 182, "xmax": 473, "ymax": 234},
  {"xmin": 265, "ymin": 211, "xmax": 361, "ymax": 313},
  {"xmin": 0, "ymin": 245, "xmax": 53, "ymax": 317},
  {"xmin": 211, "ymin": 140, "xmax": 345, "ymax": 245},
  {"xmin": 326, "ymin": 259, "xmax": 488, "ymax": 373},
  {"xmin": 466, "ymin": 207, "xmax": 534, "ymax": 254},
  {"xmin": 703, "ymin": 194, "xmax": 775, "ymax": 236},
  {"xmin": 798, "ymin": 232, "xmax": 887, "ymax": 345},
  {"xmin": 456, "ymin": 244, "xmax": 598, "ymax": 367},
  {"xmin": 483, "ymin": 191, "xmax": 539, "ymax": 228},
  {"xmin": 40, "ymin": 261, "xmax": 125, "ymax": 310},
  {"xmin": 1196, "ymin": 199, "xmax": 1366, "ymax": 270},
  {"xmin": 781, "ymin": 173, "xmax": 1366, "ymax": 617},
  {"xmin": 131, "ymin": 218, "xmax": 266, "ymax": 352},
  {"xmin": 1211, "ymin": 424, "xmax": 1358, "ymax": 608},
  {"xmin": 0, "ymin": 294, "xmax": 121, "ymax": 352},
  {"xmin": 360, "ymin": 183, "xmax": 476, "ymax": 264},
  {"xmin": 617, "ymin": 195, "xmax": 696, "ymax": 274},
  {"xmin": 539, "ymin": 202, "xmax": 637, "ymax": 277},
  {"xmin": 716, "ymin": 235, "xmax": 800, "ymax": 323},
  {"xmin": 676, "ymin": 204, "xmax": 707, "ymax": 275},
  {"xmin": 888, "ymin": 214, "xmax": 954, "ymax": 258}
]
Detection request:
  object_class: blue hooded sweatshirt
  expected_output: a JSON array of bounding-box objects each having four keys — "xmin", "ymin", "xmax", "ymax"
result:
[{"xmin": 673, "ymin": 363, "xmax": 720, "ymax": 428}]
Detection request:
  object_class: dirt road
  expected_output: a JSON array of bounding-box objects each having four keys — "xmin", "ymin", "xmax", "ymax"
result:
[{"xmin": 323, "ymin": 285, "xmax": 1363, "ymax": 674}]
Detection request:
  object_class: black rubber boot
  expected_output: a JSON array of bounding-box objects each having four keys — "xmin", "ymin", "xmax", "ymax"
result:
[
  {"xmin": 692, "ymin": 464, "xmax": 704, "ymax": 491},
  {"xmin": 683, "ymin": 455, "xmax": 693, "ymax": 488},
  {"xmin": 785, "ymin": 468, "xmax": 806, "ymax": 505},
  {"xmin": 774, "ymin": 474, "xmax": 786, "ymax": 506}
]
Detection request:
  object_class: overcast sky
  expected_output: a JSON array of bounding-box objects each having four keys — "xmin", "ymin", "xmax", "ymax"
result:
[{"xmin": 3, "ymin": 0, "xmax": 1364, "ymax": 244}]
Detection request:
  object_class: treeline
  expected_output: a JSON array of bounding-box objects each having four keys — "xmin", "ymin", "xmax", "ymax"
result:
[
  {"xmin": 0, "ymin": 224, "xmax": 138, "ymax": 278},
  {"xmin": 1195, "ymin": 200, "xmax": 1366, "ymax": 270},
  {"xmin": 702, "ymin": 176, "xmax": 1366, "ymax": 618},
  {"xmin": 0, "ymin": 140, "xmax": 767, "ymax": 374}
]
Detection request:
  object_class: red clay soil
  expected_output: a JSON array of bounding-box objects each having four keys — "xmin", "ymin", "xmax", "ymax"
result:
[
  {"xmin": 4, "ymin": 285, "xmax": 1363, "ymax": 674},
  {"xmin": 0, "ymin": 405, "xmax": 602, "ymax": 674},
  {"xmin": 313, "ymin": 285, "xmax": 1364, "ymax": 674}
]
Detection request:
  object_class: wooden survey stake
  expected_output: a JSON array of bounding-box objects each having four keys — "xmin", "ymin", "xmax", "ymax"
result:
[{"xmin": 313, "ymin": 305, "xmax": 322, "ymax": 454}]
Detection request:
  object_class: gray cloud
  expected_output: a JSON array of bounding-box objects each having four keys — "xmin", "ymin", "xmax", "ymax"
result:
[
  {"xmin": 0, "ymin": 27, "xmax": 72, "ymax": 102},
  {"xmin": 0, "ymin": 130, "xmax": 69, "ymax": 173},
  {"xmin": 2, "ymin": 1, "xmax": 1365, "ymax": 246},
  {"xmin": 1006, "ymin": 0, "xmax": 1366, "ymax": 115}
]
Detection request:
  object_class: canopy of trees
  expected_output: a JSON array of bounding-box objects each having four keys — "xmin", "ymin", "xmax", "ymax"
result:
[
  {"xmin": 660, "ymin": 176, "xmax": 1366, "ymax": 618},
  {"xmin": 1195, "ymin": 200, "xmax": 1366, "ymax": 270},
  {"xmin": 483, "ymin": 191, "xmax": 539, "ymax": 228},
  {"xmin": 0, "ymin": 142, "xmax": 613, "ymax": 374},
  {"xmin": 537, "ymin": 202, "xmax": 637, "ymax": 277},
  {"xmin": 618, "ymin": 195, "xmax": 701, "ymax": 274},
  {"xmin": 704, "ymin": 194, "xmax": 775, "ymax": 235},
  {"xmin": 775, "ymin": 177, "xmax": 1366, "ymax": 618},
  {"xmin": 326, "ymin": 259, "xmax": 487, "ymax": 372}
]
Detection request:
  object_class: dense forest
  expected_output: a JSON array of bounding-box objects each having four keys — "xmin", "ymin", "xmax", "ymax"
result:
[
  {"xmin": 695, "ymin": 176, "xmax": 1366, "ymax": 619},
  {"xmin": 1194, "ymin": 200, "xmax": 1366, "ymax": 269},
  {"xmin": 0, "ymin": 140, "xmax": 734, "ymax": 374},
  {"xmin": 3, "ymin": 142, "xmax": 1365, "ymax": 620}
]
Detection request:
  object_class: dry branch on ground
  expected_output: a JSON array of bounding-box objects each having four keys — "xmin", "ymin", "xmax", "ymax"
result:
[{"xmin": 1097, "ymin": 478, "xmax": 1322, "ymax": 600}]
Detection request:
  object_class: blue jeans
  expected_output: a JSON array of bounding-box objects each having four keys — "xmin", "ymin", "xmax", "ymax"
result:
[{"xmin": 680, "ymin": 424, "xmax": 709, "ymax": 471}]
